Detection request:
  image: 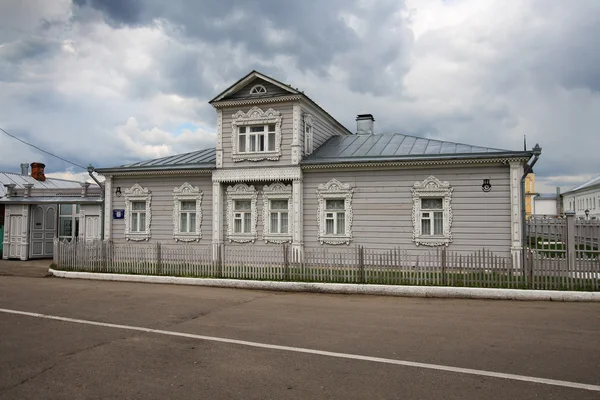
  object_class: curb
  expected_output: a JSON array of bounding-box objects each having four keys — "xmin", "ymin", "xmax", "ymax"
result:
[{"xmin": 49, "ymin": 269, "xmax": 600, "ymax": 302}]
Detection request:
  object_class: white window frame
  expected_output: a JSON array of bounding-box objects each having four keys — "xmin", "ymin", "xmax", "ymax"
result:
[
  {"xmin": 237, "ymin": 124, "xmax": 277, "ymax": 154},
  {"xmin": 226, "ymin": 183, "xmax": 258, "ymax": 243},
  {"xmin": 231, "ymin": 107, "xmax": 282, "ymax": 162},
  {"xmin": 303, "ymin": 114, "xmax": 314, "ymax": 156},
  {"xmin": 249, "ymin": 84, "xmax": 267, "ymax": 95},
  {"xmin": 172, "ymin": 182, "xmax": 203, "ymax": 242},
  {"xmin": 316, "ymin": 179, "xmax": 354, "ymax": 245},
  {"xmin": 411, "ymin": 176, "xmax": 453, "ymax": 247},
  {"xmin": 124, "ymin": 183, "xmax": 152, "ymax": 241},
  {"xmin": 262, "ymin": 182, "xmax": 293, "ymax": 244}
]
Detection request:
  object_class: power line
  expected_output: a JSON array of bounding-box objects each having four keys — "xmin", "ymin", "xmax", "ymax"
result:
[{"xmin": 0, "ymin": 126, "xmax": 87, "ymax": 170}]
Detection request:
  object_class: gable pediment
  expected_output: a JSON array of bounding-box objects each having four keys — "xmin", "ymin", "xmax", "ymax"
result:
[{"xmin": 210, "ymin": 71, "xmax": 299, "ymax": 104}]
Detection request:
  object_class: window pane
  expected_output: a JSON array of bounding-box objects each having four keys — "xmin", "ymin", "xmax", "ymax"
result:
[
  {"xmin": 180, "ymin": 213, "xmax": 187, "ymax": 233},
  {"xmin": 336, "ymin": 212, "xmax": 345, "ymax": 234},
  {"xmin": 239, "ymin": 134, "xmax": 246, "ymax": 152},
  {"xmin": 132, "ymin": 201, "xmax": 146, "ymax": 210},
  {"xmin": 281, "ymin": 212, "xmax": 288, "ymax": 233},
  {"xmin": 139, "ymin": 212, "xmax": 146, "ymax": 231},
  {"xmin": 268, "ymin": 132, "xmax": 275, "ymax": 151},
  {"xmin": 268, "ymin": 124, "xmax": 275, "ymax": 132},
  {"xmin": 270, "ymin": 212, "xmax": 278, "ymax": 233},
  {"xmin": 271, "ymin": 200, "xmax": 287, "ymax": 210},
  {"xmin": 189, "ymin": 213, "xmax": 196, "ymax": 232},
  {"xmin": 244, "ymin": 213, "xmax": 251, "ymax": 233},
  {"xmin": 250, "ymin": 126, "xmax": 264, "ymax": 132},
  {"xmin": 249, "ymin": 135, "xmax": 256, "ymax": 152},
  {"xmin": 258, "ymin": 134, "xmax": 265, "ymax": 151},
  {"xmin": 434, "ymin": 212, "xmax": 443, "ymax": 235},
  {"xmin": 59, "ymin": 217, "xmax": 72, "ymax": 237},
  {"xmin": 181, "ymin": 201, "xmax": 195, "ymax": 211},
  {"xmin": 234, "ymin": 217, "xmax": 242, "ymax": 233},
  {"xmin": 421, "ymin": 218, "xmax": 431, "ymax": 236},
  {"xmin": 422, "ymin": 198, "xmax": 443, "ymax": 209},
  {"xmin": 326, "ymin": 218, "xmax": 334, "ymax": 234},
  {"xmin": 239, "ymin": 126, "xmax": 246, "ymax": 133},
  {"xmin": 131, "ymin": 214, "xmax": 138, "ymax": 232},
  {"xmin": 326, "ymin": 199, "xmax": 345, "ymax": 210},
  {"xmin": 60, "ymin": 204, "xmax": 72, "ymax": 216},
  {"xmin": 235, "ymin": 200, "xmax": 251, "ymax": 211}
]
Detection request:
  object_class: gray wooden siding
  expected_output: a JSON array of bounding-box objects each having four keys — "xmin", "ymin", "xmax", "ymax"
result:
[
  {"xmin": 300, "ymin": 101, "xmax": 347, "ymax": 156},
  {"xmin": 221, "ymin": 102, "xmax": 295, "ymax": 168},
  {"xmin": 110, "ymin": 175, "xmax": 213, "ymax": 244},
  {"xmin": 302, "ymin": 165, "xmax": 512, "ymax": 256},
  {"xmin": 223, "ymin": 78, "xmax": 292, "ymax": 101},
  {"xmin": 221, "ymin": 181, "xmax": 293, "ymax": 248}
]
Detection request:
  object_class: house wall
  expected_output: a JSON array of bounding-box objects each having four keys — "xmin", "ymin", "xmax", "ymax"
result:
[
  {"xmin": 299, "ymin": 100, "xmax": 348, "ymax": 156},
  {"xmin": 110, "ymin": 175, "xmax": 213, "ymax": 243},
  {"xmin": 221, "ymin": 102, "xmax": 295, "ymax": 168},
  {"xmin": 302, "ymin": 164, "xmax": 512, "ymax": 256}
]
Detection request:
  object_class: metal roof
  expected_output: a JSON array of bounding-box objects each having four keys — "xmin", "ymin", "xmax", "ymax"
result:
[
  {"xmin": 0, "ymin": 196, "xmax": 102, "ymax": 205},
  {"xmin": 563, "ymin": 175, "xmax": 600, "ymax": 194},
  {"xmin": 0, "ymin": 172, "xmax": 88, "ymax": 198},
  {"xmin": 535, "ymin": 193, "xmax": 557, "ymax": 200},
  {"xmin": 96, "ymin": 148, "xmax": 216, "ymax": 173},
  {"xmin": 302, "ymin": 133, "xmax": 531, "ymax": 165}
]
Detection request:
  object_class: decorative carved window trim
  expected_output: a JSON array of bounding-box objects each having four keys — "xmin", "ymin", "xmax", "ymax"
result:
[
  {"xmin": 124, "ymin": 183, "xmax": 152, "ymax": 241},
  {"xmin": 303, "ymin": 114, "xmax": 314, "ymax": 156},
  {"xmin": 231, "ymin": 107, "xmax": 282, "ymax": 162},
  {"xmin": 411, "ymin": 176, "xmax": 453, "ymax": 247},
  {"xmin": 172, "ymin": 182, "xmax": 203, "ymax": 242},
  {"xmin": 316, "ymin": 179, "xmax": 354, "ymax": 245},
  {"xmin": 226, "ymin": 183, "xmax": 258, "ymax": 243},
  {"xmin": 249, "ymin": 84, "xmax": 267, "ymax": 95},
  {"xmin": 262, "ymin": 182, "xmax": 293, "ymax": 244}
]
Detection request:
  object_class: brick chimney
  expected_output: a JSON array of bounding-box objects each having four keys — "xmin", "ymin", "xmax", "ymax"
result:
[{"xmin": 30, "ymin": 162, "xmax": 46, "ymax": 181}]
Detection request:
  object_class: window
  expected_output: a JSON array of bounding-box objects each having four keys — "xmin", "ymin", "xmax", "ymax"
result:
[
  {"xmin": 304, "ymin": 114, "xmax": 314, "ymax": 156},
  {"xmin": 231, "ymin": 107, "xmax": 282, "ymax": 162},
  {"xmin": 325, "ymin": 200, "xmax": 345, "ymax": 235},
  {"xmin": 238, "ymin": 124, "xmax": 276, "ymax": 153},
  {"xmin": 226, "ymin": 183, "xmax": 258, "ymax": 243},
  {"xmin": 124, "ymin": 183, "xmax": 152, "ymax": 241},
  {"xmin": 262, "ymin": 182, "xmax": 293, "ymax": 243},
  {"xmin": 412, "ymin": 176, "xmax": 453, "ymax": 246},
  {"xmin": 249, "ymin": 84, "xmax": 267, "ymax": 95},
  {"xmin": 59, "ymin": 204, "xmax": 80, "ymax": 241},
  {"xmin": 316, "ymin": 179, "xmax": 353, "ymax": 245},
  {"xmin": 172, "ymin": 183, "xmax": 202, "ymax": 242}
]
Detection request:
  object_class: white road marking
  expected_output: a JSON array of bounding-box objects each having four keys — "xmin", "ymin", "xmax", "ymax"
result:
[{"xmin": 1, "ymin": 307, "xmax": 598, "ymax": 392}]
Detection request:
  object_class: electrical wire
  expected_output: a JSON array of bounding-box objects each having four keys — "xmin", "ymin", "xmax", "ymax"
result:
[{"xmin": 0, "ymin": 126, "xmax": 87, "ymax": 170}]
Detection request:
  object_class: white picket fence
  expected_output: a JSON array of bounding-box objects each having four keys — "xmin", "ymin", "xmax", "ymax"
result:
[{"xmin": 53, "ymin": 239, "xmax": 583, "ymax": 289}]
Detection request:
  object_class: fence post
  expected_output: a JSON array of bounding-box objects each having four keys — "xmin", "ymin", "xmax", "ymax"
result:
[
  {"xmin": 441, "ymin": 247, "xmax": 447, "ymax": 286},
  {"xmin": 358, "ymin": 246, "xmax": 365, "ymax": 284},
  {"xmin": 217, "ymin": 243, "xmax": 223, "ymax": 278},
  {"xmin": 565, "ymin": 211, "xmax": 576, "ymax": 273},
  {"xmin": 283, "ymin": 243, "xmax": 289, "ymax": 281},
  {"xmin": 156, "ymin": 242, "xmax": 162, "ymax": 275},
  {"xmin": 101, "ymin": 240, "xmax": 107, "ymax": 273}
]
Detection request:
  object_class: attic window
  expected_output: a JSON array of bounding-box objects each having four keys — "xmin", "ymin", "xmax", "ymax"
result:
[{"xmin": 249, "ymin": 84, "xmax": 267, "ymax": 95}]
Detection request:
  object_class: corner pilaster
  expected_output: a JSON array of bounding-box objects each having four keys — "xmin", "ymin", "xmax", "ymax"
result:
[
  {"xmin": 212, "ymin": 181, "xmax": 223, "ymax": 260},
  {"xmin": 292, "ymin": 178, "xmax": 304, "ymax": 262},
  {"xmin": 103, "ymin": 175, "xmax": 112, "ymax": 240},
  {"xmin": 291, "ymin": 103, "xmax": 301, "ymax": 165},
  {"xmin": 20, "ymin": 205, "xmax": 29, "ymax": 260},
  {"xmin": 216, "ymin": 109, "xmax": 223, "ymax": 168},
  {"xmin": 509, "ymin": 161, "xmax": 523, "ymax": 266},
  {"xmin": 2, "ymin": 207, "xmax": 9, "ymax": 259}
]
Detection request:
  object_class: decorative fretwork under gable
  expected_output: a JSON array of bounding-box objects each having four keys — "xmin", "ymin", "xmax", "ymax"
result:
[{"xmin": 411, "ymin": 176, "xmax": 453, "ymax": 247}]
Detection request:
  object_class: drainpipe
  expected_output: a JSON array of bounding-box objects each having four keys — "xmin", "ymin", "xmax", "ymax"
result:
[
  {"xmin": 520, "ymin": 144, "xmax": 542, "ymax": 251},
  {"xmin": 87, "ymin": 165, "xmax": 105, "ymax": 240}
]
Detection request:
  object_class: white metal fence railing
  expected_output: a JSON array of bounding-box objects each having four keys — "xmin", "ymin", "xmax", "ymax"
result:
[{"xmin": 53, "ymin": 239, "xmax": 599, "ymax": 291}]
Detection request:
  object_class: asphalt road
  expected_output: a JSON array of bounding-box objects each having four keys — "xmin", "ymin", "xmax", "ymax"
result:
[{"xmin": 0, "ymin": 273, "xmax": 599, "ymax": 399}]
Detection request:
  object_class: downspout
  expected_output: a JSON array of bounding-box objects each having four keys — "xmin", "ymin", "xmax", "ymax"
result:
[
  {"xmin": 520, "ymin": 144, "xmax": 542, "ymax": 252},
  {"xmin": 87, "ymin": 165, "xmax": 105, "ymax": 240}
]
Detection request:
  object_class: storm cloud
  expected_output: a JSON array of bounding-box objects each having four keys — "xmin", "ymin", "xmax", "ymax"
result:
[{"xmin": 0, "ymin": 0, "xmax": 599, "ymax": 192}]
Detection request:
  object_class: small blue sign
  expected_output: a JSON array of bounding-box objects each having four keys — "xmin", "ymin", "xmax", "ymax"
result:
[{"xmin": 113, "ymin": 209, "xmax": 125, "ymax": 219}]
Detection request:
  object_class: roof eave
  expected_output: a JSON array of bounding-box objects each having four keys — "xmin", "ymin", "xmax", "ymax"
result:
[{"xmin": 95, "ymin": 164, "xmax": 216, "ymax": 175}]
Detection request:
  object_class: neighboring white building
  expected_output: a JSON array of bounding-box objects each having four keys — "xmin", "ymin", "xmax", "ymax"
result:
[
  {"xmin": 532, "ymin": 193, "xmax": 559, "ymax": 217},
  {"xmin": 561, "ymin": 175, "xmax": 600, "ymax": 219}
]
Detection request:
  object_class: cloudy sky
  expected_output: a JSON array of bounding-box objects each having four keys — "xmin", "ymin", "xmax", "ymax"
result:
[{"xmin": 1, "ymin": 0, "xmax": 599, "ymax": 193}]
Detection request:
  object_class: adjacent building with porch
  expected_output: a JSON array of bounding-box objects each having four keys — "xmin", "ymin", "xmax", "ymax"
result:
[
  {"xmin": 1, "ymin": 163, "xmax": 102, "ymax": 260},
  {"xmin": 96, "ymin": 71, "xmax": 538, "ymax": 263}
]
